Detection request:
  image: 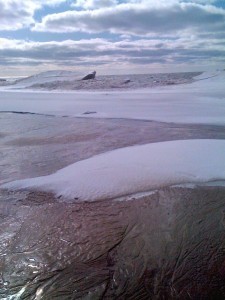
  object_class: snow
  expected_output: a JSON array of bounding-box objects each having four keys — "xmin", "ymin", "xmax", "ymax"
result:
[
  {"xmin": 1, "ymin": 70, "xmax": 195, "ymax": 90},
  {"xmin": 3, "ymin": 70, "xmax": 81, "ymax": 89},
  {"xmin": 0, "ymin": 70, "xmax": 224, "ymax": 125},
  {"xmin": 193, "ymin": 70, "xmax": 222, "ymax": 81},
  {"xmin": 2, "ymin": 139, "xmax": 225, "ymax": 201}
]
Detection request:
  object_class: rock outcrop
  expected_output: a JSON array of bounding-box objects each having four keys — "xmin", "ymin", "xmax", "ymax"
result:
[{"xmin": 82, "ymin": 71, "xmax": 96, "ymax": 80}]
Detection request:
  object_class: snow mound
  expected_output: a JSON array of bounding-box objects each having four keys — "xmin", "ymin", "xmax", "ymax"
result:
[
  {"xmin": 1, "ymin": 71, "xmax": 199, "ymax": 91},
  {"xmin": 193, "ymin": 70, "xmax": 224, "ymax": 81},
  {"xmin": 2, "ymin": 139, "xmax": 225, "ymax": 201},
  {"xmin": 10, "ymin": 70, "xmax": 82, "ymax": 88}
]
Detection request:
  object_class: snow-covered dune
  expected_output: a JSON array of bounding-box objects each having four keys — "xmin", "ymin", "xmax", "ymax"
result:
[
  {"xmin": 193, "ymin": 70, "xmax": 222, "ymax": 81},
  {"xmin": 1, "ymin": 70, "xmax": 223, "ymax": 91},
  {"xmin": 2, "ymin": 139, "xmax": 225, "ymax": 201},
  {"xmin": 7, "ymin": 70, "xmax": 82, "ymax": 89},
  {"xmin": 1, "ymin": 70, "xmax": 199, "ymax": 90}
]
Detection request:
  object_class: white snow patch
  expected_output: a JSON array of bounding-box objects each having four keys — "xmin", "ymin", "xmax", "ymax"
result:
[
  {"xmin": 2, "ymin": 140, "xmax": 225, "ymax": 201},
  {"xmin": 6, "ymin": 70, "xmax": 82, "ymax": 89},
  {"xmin": 193, "ymin": 70, "xmax": 223, "ymax": 81}
]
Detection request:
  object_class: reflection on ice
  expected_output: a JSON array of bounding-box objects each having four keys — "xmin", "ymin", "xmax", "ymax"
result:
[{"xmin": 0, "ymin": 186, "xmax": 225, "ymax": 298}]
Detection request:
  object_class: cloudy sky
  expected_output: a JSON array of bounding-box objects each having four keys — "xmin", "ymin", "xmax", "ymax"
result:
[{"xmin": 0, "ymin": 0, "xmax": 224, "ymax": 76}]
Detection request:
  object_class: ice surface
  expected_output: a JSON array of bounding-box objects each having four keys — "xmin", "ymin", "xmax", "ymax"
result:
[
  {"xmin": 0, "ymin": 70, "xmax": 224, "ymax": 125},
  {"xmin": 2, "ymin": 139, "xmax": 225, "ymax": 201}
]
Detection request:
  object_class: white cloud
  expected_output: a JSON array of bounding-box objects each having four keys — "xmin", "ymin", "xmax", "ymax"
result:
[
  {"xmin": 123, "ymin": 0, "xmax": 218, "ymax": 4},
  {"xmin": 0, "ymin": 0, "xmax": 221, "ymax": 31},
  {"xmin": 33, "ymin": 1, "xmax": 225, "ymax": 37},
  {"xmin": 0, "ymin": 35, "xmax": 224, "ymax": 70},
  {"xmin": 0, "ymin": 0, "xmax": 224, "ymax": 75},
  {"xmin": 0, "ymin": 0, "xmax": 66, "ymax": 30},
  {"xmin": 185, "ymin": 0, "xmax": 218, "ymax": 3},
  {"xmin": 74, "ymin": 0, "xmax": 117, "ymax": 9},
  {"xmin": 0, "ymin": 0, "xmax": 35, "ymax": 30}
]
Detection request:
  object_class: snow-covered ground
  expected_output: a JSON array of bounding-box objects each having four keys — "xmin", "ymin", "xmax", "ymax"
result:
[
  {"xmin": 0, "ymin": 70, "xmax": 197, "ymax": 90},
  {"xmin": 0, "ymin": 70, "xmax": 224, "ymax": 125},
  {"xmin": 0, "ymin": 70, "xmax": 82, "ymax": 89},
  {"xmin": 2, "ymin": 139, "xmax": 225, "ymax": 201}
]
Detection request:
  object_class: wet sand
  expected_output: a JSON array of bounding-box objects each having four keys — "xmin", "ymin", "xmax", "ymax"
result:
[{"xmin": 1, "ymin": 113, "xmax": 225, "ymax": 299}]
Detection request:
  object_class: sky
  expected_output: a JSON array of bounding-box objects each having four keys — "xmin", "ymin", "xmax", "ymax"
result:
[{"xmin": 0, "ymin": 0, "xmax": 224, "ymax": 76}]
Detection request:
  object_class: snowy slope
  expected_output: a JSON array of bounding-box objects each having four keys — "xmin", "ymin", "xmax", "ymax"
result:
[
  {"xmin": 2, "ymin": 139, "xmax": 225, "ymax": 201},
  {"xmin": 1, "ymin": 71, "xmax": 198, "ymax": 90},
  {"xmin": 8, "ymin": 70, "xmax": 82, "ymax": 89},
  {"xmin": 193, "ymin": 70, "xmax": 223, "ymax": 80}
]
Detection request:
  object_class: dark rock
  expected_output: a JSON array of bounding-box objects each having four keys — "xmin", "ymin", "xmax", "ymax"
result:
[
  {"xmin": 123, "ymin": 79, "xmax": 131, "ymax": 84},
  {"xmin": 82, "ymin": 71, "xmax": 96, "ymax": 80},
  {"xmin": 83, "ymin": 111, "xmax": 97, "ymax": 115}
]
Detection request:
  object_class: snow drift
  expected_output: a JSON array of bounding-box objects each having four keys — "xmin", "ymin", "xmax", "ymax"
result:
[
  {"xmin": 8, "ymin": 70, "xmax": 82, "ymax": 89},
  {"xmin": 2, "ymin": 139, "xmax": 225, "ymax": 201}
]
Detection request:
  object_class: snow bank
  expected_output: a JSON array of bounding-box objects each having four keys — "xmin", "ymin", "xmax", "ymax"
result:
[
  {"xmin": 9, "ymin": 70, "xmax": 81, "ymax": 89},
  {"xmin": 193, "ymin": 70, "xmax": 223, "ymax": 80},
  {"xmin": 2, "ymin": 140, "xmax": 225, "ymax": 201},
  {"xmin": 1, "ymin": 71, "xmax": 197, "ymax": 90},
  {"xmin": 0, "ymin": 70, "xmax": 224, "ymax": 125}
]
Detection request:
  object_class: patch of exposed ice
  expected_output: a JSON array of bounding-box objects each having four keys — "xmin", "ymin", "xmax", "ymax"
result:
[
  {"xmin": 172, "ymin": 181, "xmax": 225, "ymax": 189},
  {"xmin": 2, "ymin": 140, "xmax": 225, "ymax": 201},
  {"xmin": 1, "ymin": 285, "xmax": 28, "ymax": 300}
]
